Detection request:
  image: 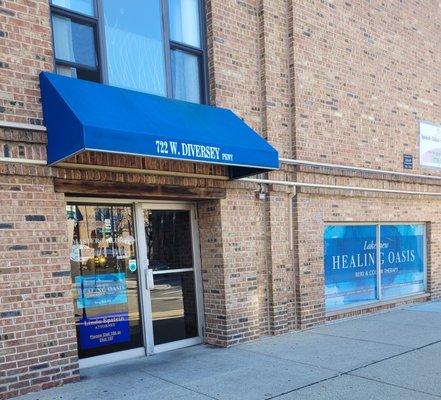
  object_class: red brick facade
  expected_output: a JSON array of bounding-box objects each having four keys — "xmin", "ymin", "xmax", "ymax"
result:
[{"xmin": 1, "ymin": 0, "xmax": 441, "ymax": 398}]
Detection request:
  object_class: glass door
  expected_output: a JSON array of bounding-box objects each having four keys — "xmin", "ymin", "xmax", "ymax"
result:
[
  {"xmin": 66, "ymin": 203, "xmax": 144, "ymax": 365},
  {"xmin": 135, "ymin": 203, "xmax": 203, "ymax": 353}
]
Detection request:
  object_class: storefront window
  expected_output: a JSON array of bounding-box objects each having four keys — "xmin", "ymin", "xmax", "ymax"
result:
[
  {"xmin": 66, "ymin": 204, "xmax": 143, "ymax": 359},
  {"xmin": 324, "ymin": 224, "xmax": 426, "ymax": 312}
]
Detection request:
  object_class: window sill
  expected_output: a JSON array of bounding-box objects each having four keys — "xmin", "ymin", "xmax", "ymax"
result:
[{"xmin": 326, "ymin": 292, "xmax": 430, "ymax": 319}]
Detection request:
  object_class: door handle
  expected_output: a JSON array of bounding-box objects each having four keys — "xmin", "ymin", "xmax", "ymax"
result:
[{"xmin": 145, "ymin": 268, "xmax": 155, "ymax": 290}]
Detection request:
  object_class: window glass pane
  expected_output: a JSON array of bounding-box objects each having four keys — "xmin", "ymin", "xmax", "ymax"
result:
[
  {"xmin": 324, "ymin": 225, "xmax": 377, "ymax": 311},
  {"xmin": 52, "ymin": 0, "xmax": 94, "ymax": 16},
  {"xmin": 75, "ymin": 68, "xmax": 100, "ymax": 82},
  {"xmin": 151, "ymin": 272, "xmax": 198, "ymax": 345},
  {"xmin": 168, "ymin": 0, "xmax": 201, "ymax": 48},
  {"xmin": 67, "ymin": 204, "xmax": 143, "ymax": 359},
  {"xmin": 52, "ymin": 15, "xmax": 97, "ymax": 67},
  {"xmin": 171, "ymin": 50, "xmax": 201, "ymax": 103},
  {"xmin": 380, "ymin": 224, "xmax": 425, "ymax": 299},
  {"xmin": 56, "ymin": 64, "xmax": 100, "ymax": 82},
  {"xmin": 146, "ymin": 210, "xmax": 194, "ymax": 271},
  {"xmin": 56, "ymin": 64, "xmax": 77, "ymax": 78},
  {"xmin": 102, "ymin": 0, "xmax": 166, "ymax": 96},
  {"xmin": 144, "ymin": 210, "xmax": 198, "ymax": 345}
]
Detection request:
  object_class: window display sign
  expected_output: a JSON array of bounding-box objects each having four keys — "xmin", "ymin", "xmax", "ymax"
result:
[
  {"xmin": 380, "ymin": 225, "xmax": 425, "ymax": 299},
  {"xmin": 324, "ymin": 224, "xmax": 426, "ymax": 311},
  {"xmin": 75, "ymin": 273, "xmax": 128, "ymax": 309},
  {"xmin": 324, "ymin": 225, "xmax": 377, "ymax": 310},
  {"xmin": 419, "ymin": 121, "xmax": 441, "ymax": 168},
  {"xmin": 78, "ymin": 312, "xmax": 130, "ymax": 349},
  {"xmin": 67, "ymin": 204, "xmax": 143, "ymax": 360}
]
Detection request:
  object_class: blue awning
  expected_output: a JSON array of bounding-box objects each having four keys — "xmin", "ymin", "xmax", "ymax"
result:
[{"xmin": 39, "ymin": 72, "xmax": 279, "ymax": 179}]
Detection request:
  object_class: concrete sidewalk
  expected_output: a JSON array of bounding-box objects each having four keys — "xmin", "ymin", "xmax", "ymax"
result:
[{"xmin": 17, "ymin": 301, "xmax": 441, "ymax": 400}]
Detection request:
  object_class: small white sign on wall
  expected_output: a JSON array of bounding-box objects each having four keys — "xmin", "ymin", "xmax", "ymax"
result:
[{"xmin": 420, "ymin": 121, "xmax": 441, "ymax": 169}]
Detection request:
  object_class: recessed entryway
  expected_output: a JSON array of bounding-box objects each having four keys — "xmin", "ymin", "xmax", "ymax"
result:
[{"xmin": 66, "ymin": 199, "xmax": 203, "ymax": 368}]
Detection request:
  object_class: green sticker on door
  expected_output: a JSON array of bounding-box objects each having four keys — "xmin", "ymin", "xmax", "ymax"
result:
[{"xmin": 128, "ymin": 259, "xmax": 137, "ymax": 272}]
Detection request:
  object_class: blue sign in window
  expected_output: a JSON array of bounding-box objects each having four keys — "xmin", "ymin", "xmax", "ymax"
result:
[
  {"xmin": 75, "ymin": 273, "xmax": 128, "ymax": 309},
  {"xmin": 324, "ymin": 224, "xmax": 425, "ymax": 311},
  {"xmin": 78, "ymin": 312, "xmax": 130, "ymax": 350}
]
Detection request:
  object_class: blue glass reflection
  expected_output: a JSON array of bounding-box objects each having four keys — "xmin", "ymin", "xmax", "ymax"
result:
[
  {"xmin": 52, "ymin": 15, "xmax": 97, "ymax": 67},
  {"xmin": 168, "ymin": 0, "xmax": 201, "ymax": 48},
  {"xmin": 52, "ymin": 0, "xmax": 94, "ymax": 16},
  {"xmin": 102, "ymin": 0, "xmax": 166, "ymax": 96},
  {"xmin": 324, "ymin": 225, "xmax": 377, "ymax": 311},
  {"xmin": 324, "ymin": 224, "xmax": 426, "ymax": 311},
  {"xmin": 380, "ymin": 224, "xmax": 425, "ymax": 299},
  {"xmin": 171, "ymin": 50, "xmax": 200, "ymax": 103}
]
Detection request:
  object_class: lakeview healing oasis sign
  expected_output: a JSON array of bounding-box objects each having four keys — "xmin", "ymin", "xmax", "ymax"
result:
[
  {"xmin": 419, "ymin": 121, "xmax": 441, "ymax": 168},
  {"xmin": 75, "ymin": 273, "xmax": 128, "ymax": 309},
  {"xmin": 324, "ymin": 224, "xmax": 425, "ymax": 311}
]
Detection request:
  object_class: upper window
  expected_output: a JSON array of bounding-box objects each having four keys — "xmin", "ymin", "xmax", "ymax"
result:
[
  {"xmin": 50, "ymin": 0, "xmax": 207, "ymax": 103},
  {"xmin": 324, "ymin": 223, "xmax": 426, "ymax": 312}
]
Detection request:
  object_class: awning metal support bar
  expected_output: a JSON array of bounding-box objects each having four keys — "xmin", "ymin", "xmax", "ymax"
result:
[
  {"xmin": 240, "ymin": 177, "xmax": 441, "ymax": 197},
  {"xmin": 280, "ymin": 157, "xmax": 441, "ymax": 182},
  {"xmin": 1, "ymin": 157, "xmax": 441, "ymax": 196},
  {"xmin": 56, "ymin": 162, "xmax": 229, "ymax": 181}
]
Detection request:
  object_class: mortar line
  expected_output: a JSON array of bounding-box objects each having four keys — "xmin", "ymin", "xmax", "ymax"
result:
[
  {"xmin": 346, "ymin": 374, "xmax": 441, "ymax": 398},
  {"xmin": 266, "ymin": 336, "xmax": 441, "ymax": 399},
  {"xmin": 264, "ymin": 374, "xmax": 343, "ymax": 400},
  {"xmin": 402, "ymin": 308, "xmax": 441, "ymax": 314},
  {"xmin": 309, "ymin": 331, "xmax": 415, "ymax": 349},
  {"xmin": 343, "ymin": 337, "xmax": 441, "ymax": 374},
  {"xmin": 136, "ymin": 368, "xmax": 220, "ymax": 400},
  {"xmin": 235, "ymin": 347, "xmax": 342, "ymax": 373}
]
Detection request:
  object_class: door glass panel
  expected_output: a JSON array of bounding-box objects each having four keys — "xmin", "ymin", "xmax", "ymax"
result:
[
  {"xmin": 144, "ymin": 210, "xmax": 198, "ymax": 345},
  {"xmin": 67, "ymin": 204, "xmax": 143, "ymax": 359},
  {"xmin": 146, "ymin": 210, "xmax": 193, "ymax": 271},
  {"xmin": 102, "ymin": 0, "xmax": 166, "ymax": 96},
  {"xmin": 151, "ymin": 272, "xmax": 198, "ymax": 345}
]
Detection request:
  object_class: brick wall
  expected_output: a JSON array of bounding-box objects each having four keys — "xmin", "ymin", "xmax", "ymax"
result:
[
  {"xmin": 293, "ymin": 179, "xmax": 441, "ymax": 328},
  {"xmin": 0, "ymin": 0, "xmax": 52, "ymax": 125},
  {"xmin": 291, "ymin": 0, "xmax": 441, "ymax": 173},
  {"xmin": 1, "ymin": 0, "xmax": 441, "ymax": 398},
  {"xmin": 198, "ymin": 189, "xmax": 271, "ymax": 346},
  {"xmin": 286, "ymin": 0, "xmax": 441, "ymax": 328},
  {"xmin": 0, "ymin": 175, "xmax": 79, "ymax": 399}
]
